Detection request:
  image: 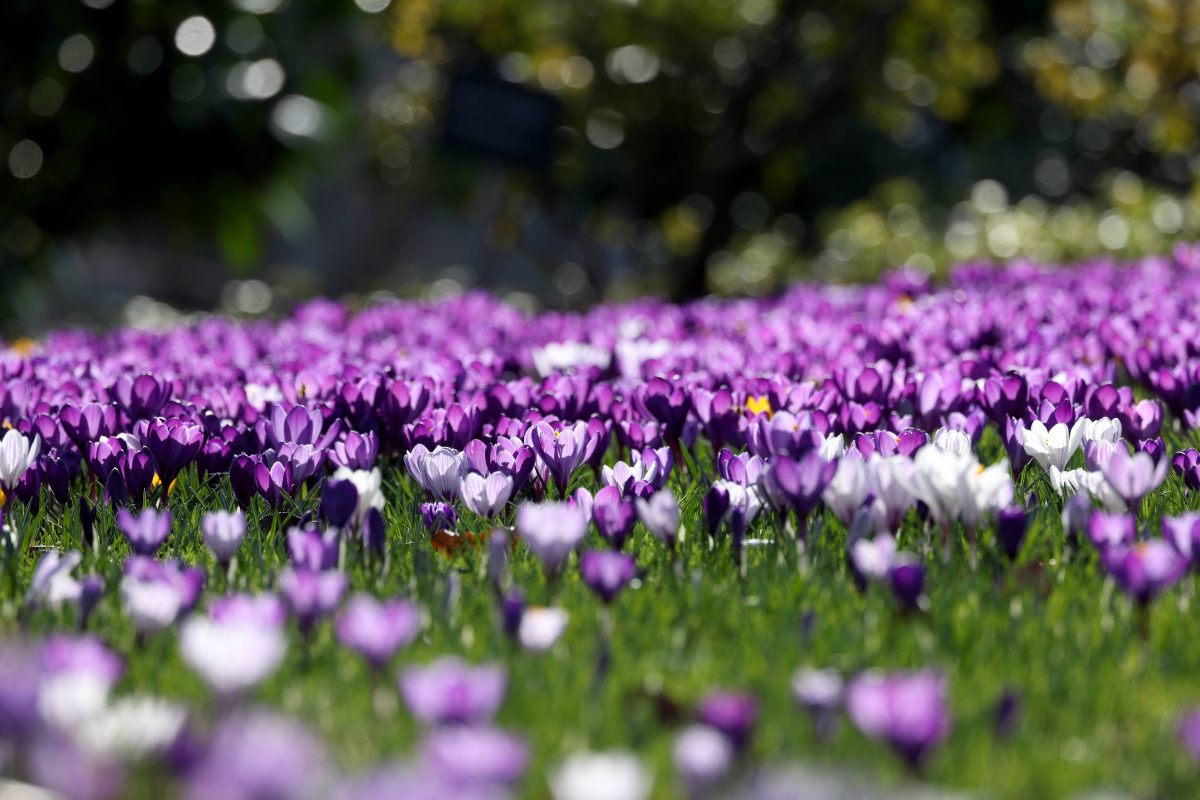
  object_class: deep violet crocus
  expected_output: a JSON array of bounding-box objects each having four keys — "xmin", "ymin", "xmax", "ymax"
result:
[
  {"xmin": 145, "ymin": 417, "xmax": 204, "ymax": 487},
  {"xmin": 592, "ymin": 485, "xmax": 636, "ymax": 549},
  {"xmin": 335, "ymin": 594, "xmax": 421, "ymax": 668},
  {"xmin": 845, "ymin": 670, "xmax": 952, "ymax": 768},
  {"xmin": 398, "ymin": 657, "xmax": 506, "ymax": 726},
  {"xmin": 697, "ymin": 691, "xmax": 758, "ymax": 751},
  {"xmin": 579, "ymin": 550, "xmax": 636, "ymax": 604}
]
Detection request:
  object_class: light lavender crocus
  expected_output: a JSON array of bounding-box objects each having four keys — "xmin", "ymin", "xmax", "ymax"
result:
[
  {"xmin": 180, "ymin": 599, "xmax": 287, "ymax": 696},
  {"xmin": 579, "ymin": 550, "xmax": 636, "ymax": 604},
  {"xmin": 845, "ymin": 670, "xmax": 952, "ymax": 768},
  {"xmin": 1101, "ymin": 540, "xmax": 1188, "ymax": 606},
  {"xmin": 335, "ymin": 594, "xmax": 421, "ymax": 668},
  {"xmin": 458, "ymin": 472, "xmax": 514, "ymax": 518},
  {"xmin": 201, "ymin": 509, "xmax": 246, "ymax": 565},
  {"xmin": 120, "ymin": 557, "xmax": 203, "ymax": 635},
  {"xmin": 516, "ymin": 501, "xmax": 588, "ymax": 573},
  {"xmin": 1102, "ymin": 445, "xmax": 1168, "ymax": 508},
  {"xmin": 280, "ymin": 568, "xmax": 347, "ymax": 634},
  {"xmin": 116, "ymin": 508, "xmax": 171, "ymax": 556},
  {"xmin": 420, "ymin": 725, "xmax": 530, "ymax": 787},
  {"xmin": 398, "ymin": 657, "xmax": 506, "ymax": 726},
  {"xmin": 635, "ymin": 489, "xmax": 680, "ymax": 548},
  {"xmin": 404, "ymin": 445, "xmax": 467, "ymax": 501}
]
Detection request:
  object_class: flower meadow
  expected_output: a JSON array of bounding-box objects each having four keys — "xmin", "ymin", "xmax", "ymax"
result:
[{"xmin": 8, "ymin": 251, "xmax": 1200, "ymax": 799}]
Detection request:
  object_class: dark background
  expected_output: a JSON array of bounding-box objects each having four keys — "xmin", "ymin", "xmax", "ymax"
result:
[{"xmin": 4, "ymin": 0, "xmax": 1199, "ymax": 334}]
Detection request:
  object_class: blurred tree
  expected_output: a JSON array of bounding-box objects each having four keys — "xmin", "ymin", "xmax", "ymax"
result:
[
  {"xmin": 1, "ymin": 0, "xmax": 366, "ymax": 319},
  {"xmin": 385, "ymin": 0, "xmax": 1200, "ymax": 298}
]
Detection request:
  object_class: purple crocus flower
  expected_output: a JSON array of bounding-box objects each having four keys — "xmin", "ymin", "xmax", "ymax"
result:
[
  {"xmin": 398, "ymin": 657, "xmax": 507, "ymax": 726},
  {"xmin": 458, "ymin": 472, "xmax": 514, "ymax": 518},
  {"xmin": 254, "ymin": 457, "xmax": 295, "ymax": 509},
  {"xmin": 697, "ymin": 691, "xmax": 758, "ymax": 751},
  {"xmin": 889, "ymin": 556, "xmax": 925, "ymax": 611},
  {"xmin": 579, "ymin": 550, "xmax": 636, "ymax": 604},
  {"xmin": 420, "ymin": 725, "xmax": 530, "ymax": 787},
  {"xmin": 1101, "ymin": 540, "xmax": 1188, "ymax": 605},
  {"xmin": 1173, "ymin": 449, "xmax": 1200, "ymax": 491},
  {"xmin": 996, "ymin": 505, "xmax": 1030, "ymax": 561},
  {"xmin": 265, "ymin": 404, "xmax": 340, "ymax": 450},
  {"xmin": 331, "ymin": 430, "xmax": 378, "ymax": 471},
  {"xmin": 1101, "ymin": 446, "xmax": 1167, "ymax": 508},
  {"xmin": 762, "ymin": 450, "xmax": 837, "ymax": 518},
  {"xmin": 201, "ymin": 509, "xmax": 246, "ymax": 565},
  {"xmin": 592, "ymin": 485, "xmax": 637, "ymax": 550},
  {"xmin": 280, "ymin": 567, "xmax": 347, "ymax": 633},
  {"xmin": 516, "ymin": 501, "xmax": 588, "ymax": 573},
  {"xmin": 420, "ymin": 502, "xmax": 458, "ymax": 533},
  {"xmin": 526, "ymin": 420, "xmax": 600, "ymax": 492},
  {"xmin": 116, "ymin": 507, "xmax": 171, "ymax": 556},
  {"xmin": 638, "ymin": 376, "xmax": 691, "ymax": 441},
  {"xmin": 335, "ymin": 594, "xmax": 421, "ymax": 668},
  {"xmin": 146, "ymin": 417, "xmax": 204, "ymax": 487},
  {"xmin": 320, "ymin": 478, "xmax": 359, "ymax": 529},
  {"xmin": 792, "ymin": 667, "xmax": 844, "ymax": 739},
  {"xmin": 59, "ymin": 402, "xmax": 118, "ymax": 451},
  {"xmin": 287, "ymin": 526, "xmax": 339, "ymax": 571},
  {"xmin": 845, "ymin": 670, "xmax": 952, "ymax": 768},
  {"xmin": 113, "ymin": 373, "xmax": 169, "ymax": 420}
]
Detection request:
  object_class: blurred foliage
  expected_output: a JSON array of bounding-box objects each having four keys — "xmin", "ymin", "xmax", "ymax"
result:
[
  {"xmin": 8, "ymin": 0, "xmax": 1200, "ymax": 318},
  {"xmin": 1, "ymin": 0, "xmax": 371, "ymax": 314},
  {"xmin": 382, "ymin": 0, "xmax": 1200, "ymax": 297}
]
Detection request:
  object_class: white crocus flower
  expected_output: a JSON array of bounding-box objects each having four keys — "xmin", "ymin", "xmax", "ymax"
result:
[
  {"xmin": 896, "ymin": 447, "xmax": 974, "ymax": 525},
  {"xmin": 819, "ymin": 433, "xmax": 845, "ymax": 462},
  {"xmin": 75, "ymin": 696, "xmax": 187, "ymax": 761},
  {"xmin": 0, "ymin": 429, "xmax": 40, "ymax": 490},
  {"xmin": 518, "ymin": 607, "xmax": 568, "ymax": 651},
  {"xmin": 960, "ymin": 459, "xmax": 1014, "ymax": 530},
  {"xmin": 932, "ymin": 428, "xmax": 973, "ymax": 457},
  {"xmin": 1019, "ymin": 419, "xmax": 1086, "ymax": 472},
  {"xmin": 822, "ymin": 456, "xmax": 869, "ymax": 525},
  {"xmin": 27, "ymin": 549, "xmax": 83, "ymax": 608},
  {"xmin": 1047, "ymin": 466, "xmax": 1085, "ymax": 497},
  {"xmin": 550, "ymin": 751, "xmax": 652, "ymax": 800},
  {"xmin": 1079, "ymin": 470, "xmax": 1127, "ymax": 512},
  {"xmin": 867, "ymin": 456, "xmax": 916, "ymax": 531},
  {"xmin": 1079, "ymin": 417, "xmax": 1122, "ymax": 444}
]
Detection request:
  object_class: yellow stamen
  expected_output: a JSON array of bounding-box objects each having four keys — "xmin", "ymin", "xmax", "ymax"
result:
[
  {"xmin": 746, "ymin": 395, "xmax": 773, "ymax": 419},
  {"xmin": 10, "ymin": 338, "xmax": 37, "ymax": 356}
]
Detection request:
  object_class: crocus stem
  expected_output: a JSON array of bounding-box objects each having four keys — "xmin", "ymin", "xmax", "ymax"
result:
[{"xmin": 591, "ymin": 605, "xmax": 613, "ymax": 700}]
